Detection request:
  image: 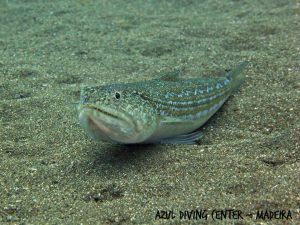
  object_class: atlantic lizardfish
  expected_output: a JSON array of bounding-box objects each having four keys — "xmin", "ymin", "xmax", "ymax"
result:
[{"xmin": 78, "ymin": 62, "xmax": 248, "ymax": 144}]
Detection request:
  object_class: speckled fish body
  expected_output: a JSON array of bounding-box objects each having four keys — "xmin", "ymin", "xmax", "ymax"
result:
[{"xmin": 78, "ymin": 62, "xmax": 248, "ymax": 144}]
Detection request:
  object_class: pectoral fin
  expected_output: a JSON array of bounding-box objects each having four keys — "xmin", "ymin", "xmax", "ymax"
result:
[
  {"xmin": 157, "ymin": 116, "xmax": 204, "ymax": 144},
  {"xmin": 158, "ymin": 128, "xmax": 204, "ymax": 144}
]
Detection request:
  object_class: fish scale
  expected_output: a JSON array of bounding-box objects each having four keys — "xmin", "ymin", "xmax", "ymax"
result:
[
  {"xmin": 145, "ymin": 78, "xmax": 231, "ymax": 102},
  {"xmin": 138, "ymin": 77, "xmax": 233, "ymax": 119},
  {"xmin": 78, "ymin": 62, "xmax": 248, "ymax": 144}
]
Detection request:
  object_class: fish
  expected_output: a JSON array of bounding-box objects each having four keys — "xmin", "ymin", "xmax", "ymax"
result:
[{"xmin": 78, "ymin": 62, "xmax": 248, "ymax": 144}]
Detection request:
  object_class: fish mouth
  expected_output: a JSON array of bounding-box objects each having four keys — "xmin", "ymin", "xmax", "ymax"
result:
[
  {"xmin": 78, "ymin": 104, "xmax": 136, "ymax": 141},
  {"xmin": 82, "ymin": 104, "xmax": 120, "ymax": 120}
]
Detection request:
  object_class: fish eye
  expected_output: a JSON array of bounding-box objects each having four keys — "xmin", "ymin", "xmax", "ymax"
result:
[{"xmin": 115, "ymin": 92, "xmax": 121, "ymax": 100}]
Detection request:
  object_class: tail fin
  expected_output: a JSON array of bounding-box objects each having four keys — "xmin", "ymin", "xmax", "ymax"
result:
[{"xmin": 228, "ymin": 61, "xmax": 248, "ymax": 92}]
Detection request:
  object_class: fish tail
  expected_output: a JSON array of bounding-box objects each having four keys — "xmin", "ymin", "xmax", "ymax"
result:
[{"xmin": 228, "ymin": 61, "xmax": 248, "ymax": 92}]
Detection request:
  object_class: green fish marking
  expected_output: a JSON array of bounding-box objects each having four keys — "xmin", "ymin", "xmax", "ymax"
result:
[{"xmin": 78, "ymin": 62, "xmax": 248, "ymax": 144}]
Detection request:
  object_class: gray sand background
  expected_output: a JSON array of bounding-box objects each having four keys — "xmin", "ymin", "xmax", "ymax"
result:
[{"xmin": 0, "ymin": 0, "xmax": 299, "ymax": 224}]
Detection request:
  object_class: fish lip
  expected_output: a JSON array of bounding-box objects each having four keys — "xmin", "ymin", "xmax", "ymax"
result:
[
  {"xmin": 79, "ymin": 104, "xmax": 120, "ymax": 120},
  {"xmin": 78, "ymin": 104, "xmax": 135, "ymax": 130},
  {"xmin": 84, "ymin": 112, "xmax": 112, "ymax": 141}
]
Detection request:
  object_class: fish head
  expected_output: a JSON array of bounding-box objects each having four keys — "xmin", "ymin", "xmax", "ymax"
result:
[{"xmin": 78, "ymin": 84, "xmax": 158, "ymax": 144}]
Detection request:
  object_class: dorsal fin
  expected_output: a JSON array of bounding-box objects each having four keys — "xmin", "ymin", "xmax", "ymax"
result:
[
  {"xmin": 156, "ymin": 68, "xmax": 184, "ymax": 81},
  {"xmin": 226, "ymin": 61, "xmax": 248, "ymax": 92}
]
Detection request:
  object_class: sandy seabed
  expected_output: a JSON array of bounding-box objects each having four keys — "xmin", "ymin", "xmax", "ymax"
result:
[{"xmin": 0, "ymin": 0, "xmax": 299, "ymax": 224}]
